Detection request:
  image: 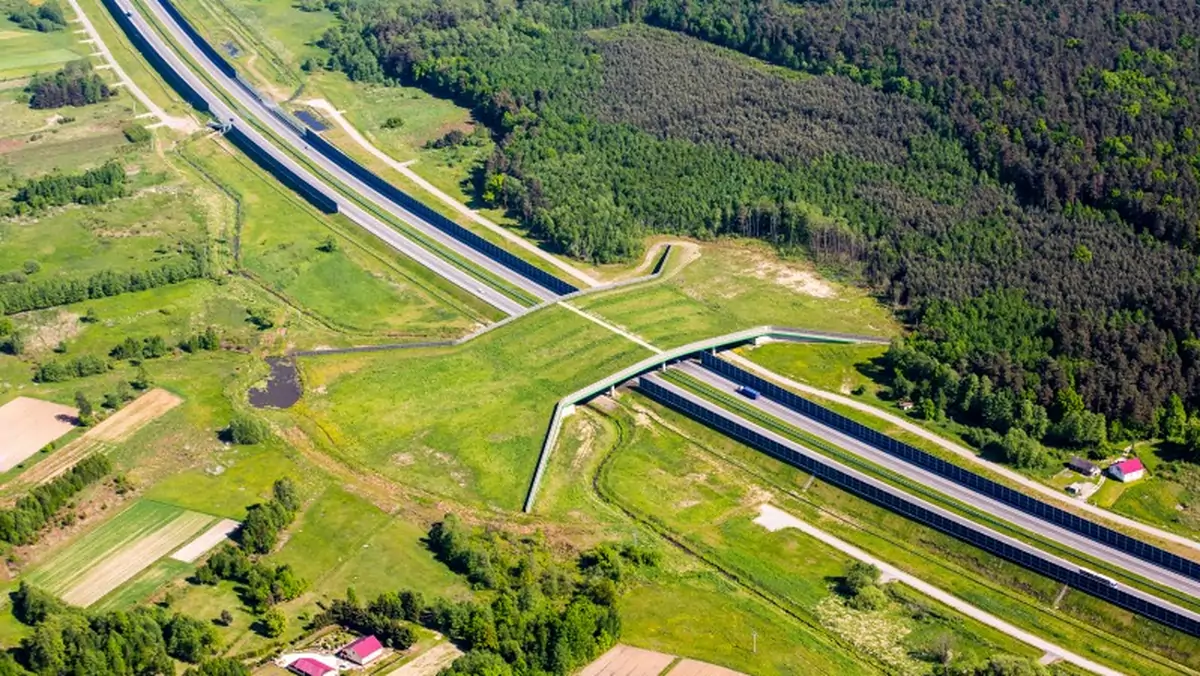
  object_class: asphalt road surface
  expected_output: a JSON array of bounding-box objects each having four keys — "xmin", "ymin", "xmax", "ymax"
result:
[
  {"xmin": 109, "ymin": 0, "xmax": 526, "ymax": 316},
  {"xmin": 138, "ymin": 0, "xmax": 561, "ymax": 304},
  {"xmin": 668, "ymin": 362, "xmax": 1200, "ymax": 610}
]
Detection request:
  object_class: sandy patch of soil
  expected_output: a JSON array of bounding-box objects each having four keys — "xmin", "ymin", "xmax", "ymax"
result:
[
  {"xmin": 384, "ymin": 641, "xmax": 464, "ymax": 676},
  {"xmin": 579, "ymin": 645, "xmax": 676, "ymax": 676},
  {"xmin": 747, "ymin": 254, "xmax": 836, "ymax": 298},
  {"xmin": 61, "ymin": 510, "xmax": 214, "ymax": 606},
  {"xmin": 0, "ymin": 397, "xmax": 79, "ymax": 472}
]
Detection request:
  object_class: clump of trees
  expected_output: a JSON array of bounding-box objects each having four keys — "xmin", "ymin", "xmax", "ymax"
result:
[
  {"xmin": 180, "ymin": 326, "xmax": 221, "ymax": 353},
  {"xmin": 0, "ymin": 454, "xmax": 111, "ymax": 545},
  {"xmin": 840, "ymin": 561, "xmax": 888, "ymax": 611},
  {"xmin": 7, "ymin": 582, "xmax": 246, "ymax": 674},
  {"xmin": 31, "ymin": 353, "xmax": 105, "ymax": 382},
  {"xmin": 7, "ymin": 0, "xmax": 65, "ymax": 32},
  {"xmin": 110, "ymin": 334, "xmax": 169, "ymax": 361},
  {"xmin": 32, "ymin": 354, "xmax": 108, "ymax": 383},
  {"xmin": 227, "ymin": 414, "xmax": 270, "ymax": 446},
  {"xmin": 239, "ymin": 478, "xmax": 299, "ymax": 553},
  {"xmin": 25, "ymin": 60, "xmax": 114, "ymax": 109},
  {"xmin": 8, "ymin": 160, "xmax": 127, "ymax": 214}
]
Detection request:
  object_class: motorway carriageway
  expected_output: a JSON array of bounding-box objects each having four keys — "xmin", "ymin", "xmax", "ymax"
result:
[
  {"xmin": 109, "ymin": 0, "xmax": 526, "ymax": 316},
  {"xmin": 137, "ymin": 0, "xmax": 564, "ymax": 306},
  {"xmin": 673, "ymin": 360, "xmax": 1200, "ymax": 605},
  {"xmin": 640, "ymin": 371, "xmax": 1200, "ymax": 631}
]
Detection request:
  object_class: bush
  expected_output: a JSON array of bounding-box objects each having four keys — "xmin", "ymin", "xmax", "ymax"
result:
[
  {"xmin": 228, "ymin": 415, "xmax": 270, "ymax": 445},
  {"xmin": 847, "ymin": 584, "xmax": 888, "ymax": 611},
  {"xmin": 261, "ymin": 608, "xmax": 286, "ymax": 638},
  {"xmin": 123, "ymin": 124, "xmax": 152, "ymax": 144}
]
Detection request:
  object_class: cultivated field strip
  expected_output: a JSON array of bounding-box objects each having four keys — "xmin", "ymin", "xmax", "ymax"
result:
[
  {"xmin": 13, "ymin": 388, "xmax": 182, "ymax": 488},
  {"xmin": 29, "ymin": 501, "xmax": 215, "ymax": 607},
  {"xmin": 169, "ymin": 518, "xmax": 239, "ymax": 563}
]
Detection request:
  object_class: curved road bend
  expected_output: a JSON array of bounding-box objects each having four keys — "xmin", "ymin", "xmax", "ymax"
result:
[
  {"xmin": 137, "ymin": 0, "xmax": 561, "ymax": 304},
  {"xmin": 676, "ymin": 361, "xmax": 1200, "ymax": 602},
  {"xmin": 109, "ymin": 0, "xmax": 524, "ymax": 316},
  {"xmin": 643, "ymin": 373, "xmax": 1200, "ymax": 629}
]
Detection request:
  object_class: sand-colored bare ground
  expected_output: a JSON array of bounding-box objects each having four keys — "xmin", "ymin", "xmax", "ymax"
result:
[
  {"xmin": 88, "ymin": 388, "xmax": 182, "ymax": 443},
  {"xmin": 579, "ymin": 645, "xmax": 676, "ymax": 676},
  {"xmin": 666, "ymin": 660, "xmax": 746, "ymax": 676},
  {"xmin": 60, "ymin": 510, "xmax": 214, "ymax": 606},
  {"xmin": 0, "ymin": 397, "xmax": 78, "ymax": 472},
  {"xmin": 385, "ymin": 641, "xmax": 464, "ymax": 676},
  {"xmin": 14, "ymin": 388, "xmax": 181, "ymax": 488},
  {"xmin": 170, "ymin": 519, "xmax": 240, "ymax": 563}
]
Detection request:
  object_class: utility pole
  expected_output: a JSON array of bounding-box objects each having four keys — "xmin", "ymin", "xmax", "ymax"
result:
[{"xmin": 752, "ymin": 631, "xmax": 757, "ymax": 654}]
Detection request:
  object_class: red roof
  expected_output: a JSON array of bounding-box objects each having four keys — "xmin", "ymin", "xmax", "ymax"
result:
[
  {"xmin": 341, "ymin": 635, "xmax": 384, "ymax": 660},
  {"xmin": 1113, "ymin": 458, "xmax": 1145, "ymax": 474},
  {"xmin": 288, "ymin": 658, "xmax": 334, "ymax": 676}
]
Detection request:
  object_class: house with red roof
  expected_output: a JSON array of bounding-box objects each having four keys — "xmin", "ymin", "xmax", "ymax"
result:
[
  {"xmin": 287, "ymin": 657, "xmax": 335, "ymax": 676},
  {"xmin": 338, "ymin": 635, "xmax": 385, "ymax": 666},
  {"xmin": 1108, "ymin": 457, "xmax": 1145, "ymax": 483}
]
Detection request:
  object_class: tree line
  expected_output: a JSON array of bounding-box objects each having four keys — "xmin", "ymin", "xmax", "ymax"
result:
[
  {"xmin": 0, "ymin": 455, "xmax": 111, "ymax": 546},
  {"xmin": 7, "ymin": 160, "xmax": 127, "ymax": 215},
  {"xmin": 0, "ymin": 245, "xmax": 208, "ymax": 316}
]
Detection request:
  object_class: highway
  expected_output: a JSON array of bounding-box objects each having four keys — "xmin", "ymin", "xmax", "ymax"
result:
[
  {"xmin": 107, "ymin": 0, "xmax": 526, "ymax": 316},
  {"xmin": 674, "ymin": 360, "xmax": 1200, "ymax": 602},
  {"xmin": 135, "ymin": 0, "xmax": 562, "ymax": 304},
  {"xmin": 639, "ymin": 372, "xmax": 1200, "ymax": 633}
]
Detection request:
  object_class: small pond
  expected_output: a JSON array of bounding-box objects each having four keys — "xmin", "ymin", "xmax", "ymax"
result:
[{"xmin": 248, "ymin": 357, "xmax": 302, "ymax": 409}]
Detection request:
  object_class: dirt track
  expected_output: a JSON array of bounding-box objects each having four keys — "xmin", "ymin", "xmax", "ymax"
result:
[
  {"xmin": 61, "ymin": 510, "xmax": 213, "ymax": 606},
  {"xmin": 13, "ymin": 389, "xmax": 182, "ymax": 488},
  {"xmin": 0, "ymin": 397, "xmax": 78, "ymax": 472}
]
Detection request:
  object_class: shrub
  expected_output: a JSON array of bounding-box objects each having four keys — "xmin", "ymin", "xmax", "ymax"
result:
[{"xmin": 228, "ymin": 415, "xmax": 270, "ymax": 445}]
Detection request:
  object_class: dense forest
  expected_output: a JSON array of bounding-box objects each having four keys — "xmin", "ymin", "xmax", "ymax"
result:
[
  {"xmin": 25, "ymin": 60, "xmax": 114, "ymax": 110},
  {"xmin": 311, "ymin": 0, "xmax": 1200, "ymax": 453}
]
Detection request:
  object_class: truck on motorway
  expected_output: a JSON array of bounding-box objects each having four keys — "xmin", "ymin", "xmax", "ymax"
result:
[
  {"xmin": 1078, "ymin": 568, "xmax": 1119, "ymax": 588},
  {"xmin": 737, "ymin": 386, "xmax": 760, "ymax": 400}
]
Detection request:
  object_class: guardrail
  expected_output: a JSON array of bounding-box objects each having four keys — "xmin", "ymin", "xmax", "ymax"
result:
[
  {"xmin": 521, "ymin": 324, "xmax": 887, "ymax": 511},
  {"xmin": 104, "ymin": 0, "xmax": 208, "ymax": 112},
  {"xmin": 700, "ymin": 352, "xmax": 1200, "ymax": 582},
  {"xmin": 300, "ymin": 130, "xmax": 578, "ymax": 297},
  {"xmin": 158, "ymin": 0, "xmax": 236, "ymax": 78},
  {"xmin": 637, "ymin": 376, "xmax": 1200, "ymax": 638}
]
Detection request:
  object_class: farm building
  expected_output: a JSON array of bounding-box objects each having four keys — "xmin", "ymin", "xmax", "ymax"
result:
[
  {"xmin": 287, "ymin": 657, "xmax": 335, "ymax": 676},
  {"xmin": 339, "ymin": 635, "xmax": 385, "ymax": 665},
  {"xmin": 1067, "ymin": 456, "xmax": 1100, "ymax": 477},
  {"xmin": 1108, "ymin": 458, "xmax": 1146, "ymax": 483}
]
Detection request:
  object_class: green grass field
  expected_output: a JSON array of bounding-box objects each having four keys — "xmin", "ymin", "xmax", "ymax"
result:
[
  {"xmin": 288, "ymin": 305, "xmax": 651, "ymax": 508},
  {"xmin": 0, "ymin": 26, "xmax": 88, "ymax": 80},
  {"xmin": 575, "ymin": 242, "xmax": 898, "ymax": 349},
  {"xmin": 186, "ymin": 138, "xmax": 479, "ymax": 337}
]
